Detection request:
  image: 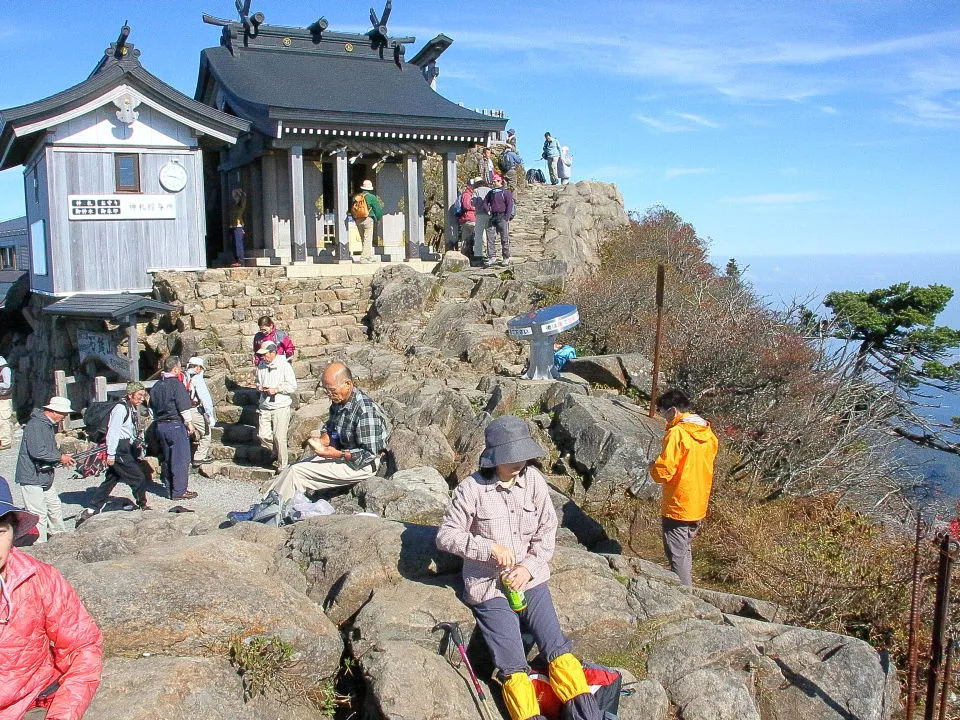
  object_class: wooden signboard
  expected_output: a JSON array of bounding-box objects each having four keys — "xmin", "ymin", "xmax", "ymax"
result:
[
  {"xmin": 68, "ymin": 195, "xmax": 177, "ymax": 221},
  {"xmin": 77, "ymin": 329, "xmax": 130, "ymax": 379}
]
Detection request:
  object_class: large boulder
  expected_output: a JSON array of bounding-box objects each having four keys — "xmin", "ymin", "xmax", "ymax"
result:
[
  {"xmin": 563, "ymin": 353, "xmax": 655, "ymax": 395},
  {"xmin": 627, "ymin": 577, "xmax": 723, "ymax": 624},
  {"xmin": 645, "ymin": 618, "xmax": 762, "ymax": 720},
  {"xmin": 54, "ymin": 531, "xmax": 343, "ymax": 683},
  {"xmin": 86, "ymin": 656, "xmax": 319, "ymax": 720},
  {"xmin": 729, "ymin": 617, "xmax": 901, "ymax": 720},
  {"xmin": 361, "ymin": 640, "xmax": 492, "ymax": 720},
  {"xmin": 354, "ymin": 466, "xmax": 451, "ymax": 525},
  {"xmin": 289, "ymin": 515, "xmax": 460, "ymax": 624},
  {"xmin": 548, "ymin": 546, "xmax": 637, "ymax": 658},
  {"xmin": 350, "ymin": 577, "xmax": 473, "ymax": 657},
  {"xmin": 389, "ymin": 425, "xmax": 458, "ymax": 479},
  {"xmin": 551, "ymin": 393, "xmax": 663, "ymax": 503}
]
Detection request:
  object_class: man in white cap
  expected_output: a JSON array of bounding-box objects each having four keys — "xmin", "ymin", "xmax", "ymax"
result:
[
  {"xmin": 186, "ymin": 356, "xmax": 216, "ymax": 466},
  {"xmin": 256, "ymin": 341, "xmax": 297, "ymax": 469},
  {"xmin": 350, "ymin": 179, "xmax": 383, "ymax": 264},
  {"xmin": 14, "ymin": 396, "xmax": 75, "ymax": 542}
]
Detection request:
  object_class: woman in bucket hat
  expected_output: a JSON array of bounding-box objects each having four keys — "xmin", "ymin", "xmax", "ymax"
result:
[
  {"xmin": 0, "ymin": 476, "xmax": 103, "ymax": 718},
  {"xmin": 436, "ymin": 416, "xmax": 602, "ymax": 720}
]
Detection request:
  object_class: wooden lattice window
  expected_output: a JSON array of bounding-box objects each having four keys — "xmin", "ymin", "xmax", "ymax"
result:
[{"xmin": 115, "ymin": 154, "xmax": 141, "ymax": 193}]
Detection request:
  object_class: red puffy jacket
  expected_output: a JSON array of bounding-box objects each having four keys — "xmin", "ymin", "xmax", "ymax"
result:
[{"xmin": 0, "ymin": 547, "xmax": 103, "ymax": 720}]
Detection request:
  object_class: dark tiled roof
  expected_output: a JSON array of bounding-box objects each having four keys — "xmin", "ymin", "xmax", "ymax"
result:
[
  {"xmin": 0, "ymin": 57, "xmax": 250, "ymax": 170},
  {"xmin": 43, "ymin": 293, "xmax": 176, "ymax": 319},
  {"xmin": 199, "ymin": 44, "xmax": 505, "ymax": 133},
  {"xmin": 0, "ymin": 216, "xmax": 27, "ymax": 238}
]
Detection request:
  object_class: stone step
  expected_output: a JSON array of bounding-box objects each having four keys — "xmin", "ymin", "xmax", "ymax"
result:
[
  {"xmin": 198, "ymin": 461, "xmax": 276, "ymax": 485},
  {"xmin": 211, "ymin": 423, "xmax": 258, "ymax": 444},
  {"xmin": 209, "ymin": 442, "xmax": 273, "ymax": 466}
]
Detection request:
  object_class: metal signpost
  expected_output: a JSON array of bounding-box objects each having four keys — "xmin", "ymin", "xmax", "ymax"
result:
[{"xmin": 507, "ymin": 304, "xmax": 579, "ymax": 380}]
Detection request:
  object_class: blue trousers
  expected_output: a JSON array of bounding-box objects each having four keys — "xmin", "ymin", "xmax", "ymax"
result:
[
  {"xmin": 470, "ymin": 582, "xmax": 572, "ymax": 677},
  {"xmin": 157, "ymin": 421, "xmax": 190, "ymax": 497}
]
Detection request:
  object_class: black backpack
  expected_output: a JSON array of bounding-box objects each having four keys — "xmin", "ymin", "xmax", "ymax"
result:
[
  {"xmin": 84, "ymin": 400, "xmax": 128, "ymax": 442},
  {"xmin": 499, "ymin": 153, "xmax": 516, "ymax": 173},
  {"xmin": 526, "ymin": 168, "xmax": 546, "ymax": 184}
]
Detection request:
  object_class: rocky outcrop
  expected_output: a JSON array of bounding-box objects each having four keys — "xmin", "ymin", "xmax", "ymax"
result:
[{"xmin": 29, "ymin": 494, "xmax": 899, "ymax": 720}]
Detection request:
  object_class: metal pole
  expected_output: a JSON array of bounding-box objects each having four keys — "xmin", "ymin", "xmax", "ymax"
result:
[
  {"xmin": 937, "ymin": 637, "xmax": 955, "ymax": 720},
  {"xmin": 649, "ymin": 264, "xmax": 665, "ymax": 418},
  {"xmin": 924, "ymin": 534, "xmax": 956, "ymax": 720},
  {"xmin": 907, "ymin": 511, "xmax": 925, "ymax": 720}
]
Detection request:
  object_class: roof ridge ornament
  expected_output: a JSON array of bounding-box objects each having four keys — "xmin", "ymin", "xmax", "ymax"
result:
[
  {"xmin": 103, "ymin": 23, "xmax": 140, "ymax": 64},
  {"xmin": 202, "ymin": 1, "xmax": 264, "ymax": 55},
  {"xmin": 367, "ymin": 1, "xmax": 414, "ymax": 69}
]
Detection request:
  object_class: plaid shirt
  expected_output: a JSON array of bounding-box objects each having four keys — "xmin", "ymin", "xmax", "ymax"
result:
[
  {"xmin": 325, "ymin": 387, "xmax": 389, "ymax": 469},
  {"xmin": 436, "ymin": 466, "xmax": 557, "ymax": 605}
]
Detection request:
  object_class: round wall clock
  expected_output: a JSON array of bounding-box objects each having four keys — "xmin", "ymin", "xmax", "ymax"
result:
[{"xmin": 159, "ymin": 161, "xmax": 188, "ymax": 193}]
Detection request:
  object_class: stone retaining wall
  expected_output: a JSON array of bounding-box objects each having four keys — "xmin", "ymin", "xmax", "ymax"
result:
[{"xmin": 153, "ymin": 267, "xmax": 373, "ymax": 381}]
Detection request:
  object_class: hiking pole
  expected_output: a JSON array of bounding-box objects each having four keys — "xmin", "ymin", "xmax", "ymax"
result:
[
  {"xmin": 433, "ymin": 621, "xmax": 498, "ymax": 720},
  {"xmin": 648, "ymin": 263, "xmax": 665, "ymax": 418}
]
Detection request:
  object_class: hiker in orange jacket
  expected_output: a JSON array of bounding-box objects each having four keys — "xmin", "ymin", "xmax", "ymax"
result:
[{"xmin": 649, "ymin": 389, "xmax": 718, "ymax": 586}]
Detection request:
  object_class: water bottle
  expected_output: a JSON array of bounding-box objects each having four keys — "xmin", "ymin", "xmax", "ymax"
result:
[
  {"xmin": 501, "ymin": 570, "xmax": 527, "ymax": 612},
  {"xmin": 329, "ymin": 430, "xmax": 340, "ymax": 449}
]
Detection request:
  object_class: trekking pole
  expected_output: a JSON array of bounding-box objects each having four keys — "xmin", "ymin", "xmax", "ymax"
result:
[
  {"xmin": 937, "ymin": 636, "xmax": 956, "ymax": 720},
  {"xmin": 648, "ymin": 264, "xmax": 665, "ymax": 418},
  {"xmin": 433, "ymin": 622, "xmax": 498, "ymax": 720}
]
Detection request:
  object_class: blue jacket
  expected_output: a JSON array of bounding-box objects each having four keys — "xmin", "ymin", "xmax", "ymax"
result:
[{"xmin": 542, "ymin": 138, "xmax": 561, "ymax": 159}]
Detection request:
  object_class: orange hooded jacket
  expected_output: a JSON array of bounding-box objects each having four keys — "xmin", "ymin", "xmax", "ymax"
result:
[{"xmin": 650, "ymin": 412, "xmax": 718, "ymax": 522}]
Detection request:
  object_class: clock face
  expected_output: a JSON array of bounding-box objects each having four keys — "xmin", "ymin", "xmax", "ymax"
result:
[{"xmin": 159, "ymin": 162, "xmax": 188, "ymax": 193}]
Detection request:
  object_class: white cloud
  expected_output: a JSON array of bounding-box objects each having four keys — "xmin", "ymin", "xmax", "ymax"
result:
[
  {"xmin": 723, "ymin": 192, "xmax": 824, "ymax": 205},
  {"xmin": 635, "ymin": 110, "xmax": 719, "ymax": 132},
  {"xmin": 666, "ymin": 167, "xmax": 713, "ymax": 179}
]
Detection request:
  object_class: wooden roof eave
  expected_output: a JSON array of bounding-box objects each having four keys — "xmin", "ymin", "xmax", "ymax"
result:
[{"xmin": 0, "ymin": 62, "xmax": 251, "ymax": 170}]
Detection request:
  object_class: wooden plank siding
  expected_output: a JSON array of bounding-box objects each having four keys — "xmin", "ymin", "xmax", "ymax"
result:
[{"xmin": 47, "ymin": 147, "xmax": 206, "ymax": 293}]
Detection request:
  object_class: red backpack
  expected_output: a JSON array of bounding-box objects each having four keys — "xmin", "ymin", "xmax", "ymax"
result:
[{"xmin": 529, "ymin": 663, "xmax": 623, "ymax": 719}]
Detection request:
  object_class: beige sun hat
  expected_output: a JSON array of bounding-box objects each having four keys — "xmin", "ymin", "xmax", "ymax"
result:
[
  {"xmin": 360, "ymin": 179, "xmax": 374, "ymax": 191},
  {"xmin": 44, "ymin": 396, "xmax": 73, "ymax": 414}
]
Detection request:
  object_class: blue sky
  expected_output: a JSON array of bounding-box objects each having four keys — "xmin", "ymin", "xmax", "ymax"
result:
[{"xmin": 1, "ymin": 0, "xmax": 959, "ymax": 258}]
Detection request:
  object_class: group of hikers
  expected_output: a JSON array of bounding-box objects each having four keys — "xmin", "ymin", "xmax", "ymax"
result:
[
  {"xmin": 453, "ymin": 130, "xmax": 573, "ymax": 267},
  {"xmin": 2, "ymin": 329, "xmax": 717, "ymax": 719}
]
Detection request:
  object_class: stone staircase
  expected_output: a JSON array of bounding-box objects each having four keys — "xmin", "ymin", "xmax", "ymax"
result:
[{"xmin": 508, "ymin": 182, "xmax": 559, "ymax": 263}]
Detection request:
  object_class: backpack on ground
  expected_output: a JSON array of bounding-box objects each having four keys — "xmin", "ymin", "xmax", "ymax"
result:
[
  {"xmin": 351, "ymin": 193, "xmax": 369, "ymax": 220},
  {"xmin": 526, "ymin": 168, "xmax": 545, "ymax": 184},
  {"xmin": 499, "ymin": 153, "xmax": 517, "ymax": 173},
  {"xmin": 84, "ymin": 400, "xmax": 127, "ymax": 443},
  {"xmin": 528, "ymin": 662, "xmax": 623, "ymax": 720}
]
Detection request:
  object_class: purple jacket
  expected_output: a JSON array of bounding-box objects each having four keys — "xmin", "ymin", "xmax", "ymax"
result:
[{"xmin": 484, "ymin": 188, "xmax": 514, "ymax": 218}]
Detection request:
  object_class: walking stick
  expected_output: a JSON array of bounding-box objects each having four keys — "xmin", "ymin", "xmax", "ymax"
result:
[
  {"xmin": 649, "ymin": 264, "xmax": 665, "ymax": 417},
  {"xmin": 433, "ymin": 621, "xmax": 499, "ymax": 720}
]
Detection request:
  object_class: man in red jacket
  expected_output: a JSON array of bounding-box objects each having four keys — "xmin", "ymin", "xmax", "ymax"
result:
[{"xmin": 0, "ymin": 476, "xmax": 103, "ymax": 719}]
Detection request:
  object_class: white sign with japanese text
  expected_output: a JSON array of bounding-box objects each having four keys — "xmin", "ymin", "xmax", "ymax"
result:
[{"xmin": 68, "ymin": 195, "xmax": 176, "ymax": 221}]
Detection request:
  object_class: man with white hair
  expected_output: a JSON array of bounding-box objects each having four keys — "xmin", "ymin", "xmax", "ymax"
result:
[{"xmin": 14, "ymin": 396, "xmax": 76, "ymax": 542}]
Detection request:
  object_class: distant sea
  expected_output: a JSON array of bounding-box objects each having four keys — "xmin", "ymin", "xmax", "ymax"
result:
[{"xmin": 724, "ymin": 253, "xmax": 960, "ymax": 510}]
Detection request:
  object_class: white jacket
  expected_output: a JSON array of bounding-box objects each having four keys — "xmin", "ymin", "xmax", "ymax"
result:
[{"xmin": 256, "ymin": 355, "xmax": 297, "ymax": 409}]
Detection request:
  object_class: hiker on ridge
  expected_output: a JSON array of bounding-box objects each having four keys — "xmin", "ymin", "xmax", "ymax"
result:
[
  {"xmin": 0, "ymin": 476, "xmax": 103, "ymax": 718},
  {"xmin": 649, "ymin": 388, "xmax": 718, "ymax": 586},
  {"xmin": 436, "ymin": 416, "xmax": 603, "ymax": 720},
  {"xmin": 541, "ymin": 132, "xmax": 562, "ymax": 185}
]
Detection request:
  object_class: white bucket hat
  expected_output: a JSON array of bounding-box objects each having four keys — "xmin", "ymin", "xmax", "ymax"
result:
[
  {"xmin": 187, "ymin": 356, "xmax": 205, "ymax": 368},
  {"xmin": 43, "ymin": 396, "xmax": 73, "ymax": 414},
  {"xmin": 360, "ymin": 179, "xmax": 374, "ymax": 191}
]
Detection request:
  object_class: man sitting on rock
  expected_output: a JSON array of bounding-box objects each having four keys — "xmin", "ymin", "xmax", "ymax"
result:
[{"xmin": 229, "ymin": 362, "xmax": 389, "ymax": 524}]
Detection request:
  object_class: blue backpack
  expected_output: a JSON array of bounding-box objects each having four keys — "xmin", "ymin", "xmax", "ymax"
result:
[{"xmin": 453, "ymin": 196, "xmax": 464, "ymax": 217}]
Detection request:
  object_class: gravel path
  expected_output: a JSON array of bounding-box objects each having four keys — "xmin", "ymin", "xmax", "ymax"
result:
[{"xmin": 0, "ymin": 425, "xmax": 261, "ymax": 531}]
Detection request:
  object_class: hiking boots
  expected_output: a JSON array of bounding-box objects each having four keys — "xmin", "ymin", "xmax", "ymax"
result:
[{"xmin": 483, "ymin": 258, "xmax": 499, "ymax": 268}]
